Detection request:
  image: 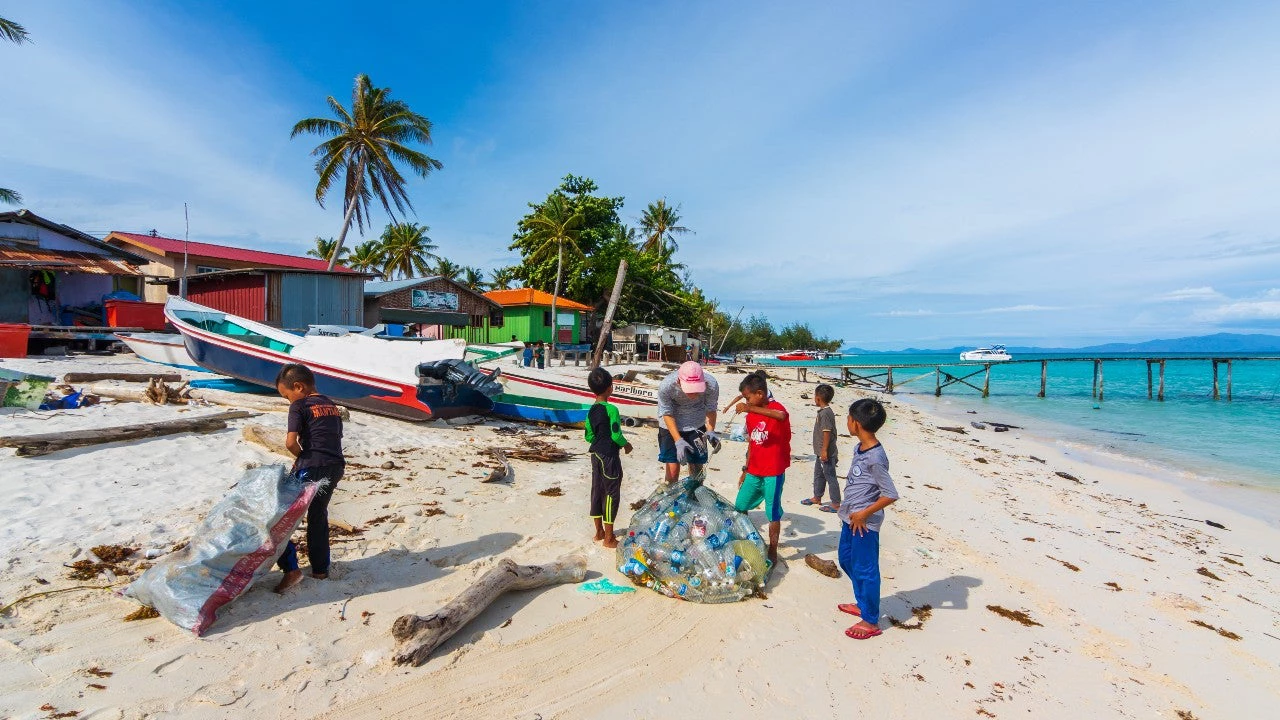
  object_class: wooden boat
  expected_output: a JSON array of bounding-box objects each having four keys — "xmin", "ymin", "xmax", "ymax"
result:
[
  {"xmin": 164, "ymin": 297, "xmax": 497, "ymax": 421},
  {"xmin": 114, "ymin": 332, "xmax": 202, "ymax": 371},
  {"xmin": 484, "ymin": 362, "xmax": 659, "ymax": 419},
  {"xmin": 490, "ymin": 393, "xmax": 592, "ymax": 427}
]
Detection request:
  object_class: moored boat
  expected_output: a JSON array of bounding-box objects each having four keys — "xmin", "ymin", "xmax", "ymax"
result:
[
  {"xmin": 115, "ymin": 332, "xmax": 202, "ymax": 371},
  {"xmin": 960, "ymin": 345, "xmax": 1012, "ymax": 362},
  {"xmin": 165, "ymin": 297, "xmax": 498, "ymax": 421},
  {"xmin": 490, "ymin": 393, "xmax": 592, "ymax": 427},
  {"xmin": 483, "ymin": 362, "xmax": 659, "ymax": 419}
]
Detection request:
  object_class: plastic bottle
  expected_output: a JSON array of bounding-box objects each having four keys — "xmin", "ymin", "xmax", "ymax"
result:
[
  {"xmin": 669, "ymin": 522, "xmax": 690, "ymax": 546},
  {"xmin": 730, "ymin": 514, "xmax": 755, "ymax": 540},
  {"xmin": 705, "ymin": 530, "xmax": 731, "ymax": 550},
  {"xmin": 653, "ymin": 512, "xmax": 675, "ymax": 542},
  {"xmin": 690, "ymin": 515, "xmax": 709, "ymax": 538}
]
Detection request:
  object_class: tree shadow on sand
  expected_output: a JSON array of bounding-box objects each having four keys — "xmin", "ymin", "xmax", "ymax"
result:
[{"xmin": 202, "ymin": 531, "xmax": 523, "ymax": 636}]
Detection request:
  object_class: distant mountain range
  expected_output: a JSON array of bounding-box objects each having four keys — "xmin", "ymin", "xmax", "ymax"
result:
[{"xmin": 844, "ymin": 333, "xmax": 1280, "ymax": 355}]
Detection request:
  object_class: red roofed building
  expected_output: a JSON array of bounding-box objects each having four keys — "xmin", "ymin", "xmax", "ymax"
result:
[
  {"xmin": 104, "ymin": 231, "xmax": 351, "ymax": 302},
  {"xmin": 483, "ymin": 288, "xmax": 593, "ymax": 345}
]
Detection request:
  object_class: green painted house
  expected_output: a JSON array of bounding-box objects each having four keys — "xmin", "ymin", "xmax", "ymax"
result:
[{"xmin": 483, "ymin": 288, "xmax": 592, "ymax": 345}]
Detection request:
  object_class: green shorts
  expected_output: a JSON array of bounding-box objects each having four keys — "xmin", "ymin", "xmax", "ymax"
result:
[{"xmin": 735, "ymin": 472, "xmax": 785, "ymax": 523}]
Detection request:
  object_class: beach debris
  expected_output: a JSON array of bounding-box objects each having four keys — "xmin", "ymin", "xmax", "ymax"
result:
[
  {"xmin": 391, "ymin": 553, "xmax": 588, "ymax": 666},
  {"xmin": 1220, "ymin": 556, "xmax": 1243, "ymax": 566},
  {"xmin": 1155, "ymin": 514, "xmax": 1228, "ymax": 530},
  {"xmin": 992, "ymin": 426, "xmax": 1009, "ymax": 432},
  {"xmin": 87, "ymin": 684, "xmax": 106, "ymax": 690},
  {"xmin": 503, "ymin": 437, "xmax": 576, "ymax": 462},
  {"xmin": 804, "ymin": 554, "xmax": 841, "ymax": 578},
  {"xmin": 366, "ymin": 514, "xmax": 395, "ymax": 526},
  {"xmin": 630, "ymin": 499, "xmax": 647, "ymax": 511},
  {"xmin": 241, "ymin": 424, "xmax": 291, "ymax": 457},
  {"xmin": 1195, "ymin": 567, "xmax": 1223, "ymax": 582},
  {"xmin": 889, "ymin": 604, "xmax": 932, "ymax": 630},
  {"xmin": 1029, "ymin": 456, "xmax": 1046, "ymax": 463},
  {"xmin": 974, "ymin": 457, "xmax": 988, "ymax": 464},
  {"xmin": 1022, "ymin": 537, "xmax": 1035, "ymax": 542},
  {"xmin": 1263, "ymin": 556, "xmax": 1280, "ymax": 565},
  {"xmin": 1104, "ymin": 582, "xmax": 1122, "ymax": 592},
  {"xmin": 1054, "ymin": 471, "xmax": 1082, "ymax": 483},
  {"xmin": 983, "ymin": 421, "xmax": 1022, "ymax": 429},
  {"xmin": 976, "ymin": 708, "xmax": 995, "ymax": 718},
  {"xmin": 924, "ymin": 483, "xmax": 943, "ymax": 491},
  {"xmin": 537, "ymin": 486, "xmax": 564, "ymax": 497},
  {"xmin": 986, "ymin": 604, "xmax": 1042, "ymax": 627},
  {"xmin": 420, "ymin": 506, "xmax": 445, "ymax": 517},
  {"xmin": 2, "ymin": 410, "xmax": 254, "ymax": 457},
  {"xmin": 1176, "ymin": 712, "xmax": 1199, "ymax": 720},
  {"xmin": 970, "ymin": 422, "xmax": 987, "ymax": 430},
  {"xmin": 144, "ymin": 377, "xmax": 191, "ymax": 405},
  {"xmin": 86, "ymin": 667, "xmax": 113, "ymax": 678},
  {"xmin": 479, "ymin": 448, "xmax": 511, "ymax": 483},
  {"xmin": 578, "ymin": 577, "xmax": 636, "ymax": 595},
  {"xmin": 339, "ymin": 597, "xmax": 352, "ymax": 621},
  {"xmin": 1189, "ymin": 619, "xmax": 1241, "ymax": 640},
  {"xmin": 937, "ymin": 426, "xmax": 967, "ymax": 434},
  {"xmin": 39, "ymin": 703, "xmax": 79, "ymax": 719},
  {"xmin": 92, "ymin": 545, "xmax": 136, "ymax": 564},
  {"xmin": 63, "ymin": 371, "xmax": 182, "ymax": 384},
  {"xmin": 123, "ymin": 605, "xmax": 160, "ymax": 621},
  {"xmin": 380, "ymin": 461, "xmax": 397, "ymax": 470},
  {"xmin": 1046, "ymin": 555, "xmax": 1080, "ymax": 572},
  {"xmin": 1, "ymin": 585, "xmax": 116, "ymax": 616}
]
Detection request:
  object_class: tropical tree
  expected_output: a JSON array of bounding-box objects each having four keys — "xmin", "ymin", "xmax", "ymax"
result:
[
  {"xmin": 525, "ymin": 194, "xmax": 585, "ymax": 353},
  {"xmin": 347, "ymin": 240, "xmax": 386, "ymax": 277},
  {"xmin": 380, "ymin": 222, "xmax": 437, "ymax": 279},
  {"xmin": 461, "ymin": 266, "xmax": 486, "ymax": 290},
  {"xmin": 0, "ymin": 16, "xmax": 29, "ymax": 44},
  {"xmin": 638, "ymin": 198, "xmax": 691, "ymax": 258},
  {"xmin": 487, "ymin": 266, "xmax": 518, "ymax": 291},
  {"xmin": 306, "ymin": 236, "xmax": 348, "ymax": 264},
  {"xmin": 292, "ymin": 74, "xmax": 443, "ymax": 271},
  {"xmin": 432, "ymin": 258, "xmax": 462, "ymax": 281},
  {"xmin": 0, "ymin": 188, "xmax": 20, "ymax": 206}
]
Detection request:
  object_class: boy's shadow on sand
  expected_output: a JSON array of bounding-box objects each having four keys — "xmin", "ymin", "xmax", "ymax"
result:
[
  {"xmin": 880, "ymin": 575, "xmax": 983, "ymax": 619},
  {"xmin": 204, "ymin": 531, "xmax": 523, "ymax": 636}
]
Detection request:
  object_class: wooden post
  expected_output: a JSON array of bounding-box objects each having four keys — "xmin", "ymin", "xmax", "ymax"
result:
[
  {"xmin": 1227, "ymin": 360, "xmax": 1233, "ymax": 401},
  {"xmin": 1039, "ymin": 360, "xmax": 1047, "ymax": 398},
  {"xmin": 1091, "ymin": 360, "xmax": 1098, "ymax": 399},
  {"xmin": 1146, "ymin": 361, "xmax": 1153, "ymax": 399},
  {"xmin": 1158, "ymin": 360, "xmax": 1165, "ymax": 402},
  {"xmin": 886, "ymin": 367, "xmax": 894, "ymax": 393},
  {"xmin": 590, "ymin": 259, "xmax": 628, "ymax": 370},
  {"xmin": 1097, "ymin": 360, "xmax": 1104, "ymax": 402},
  {"xmin": 1213, "ymin": 359, "xmax": 1220, "ymax": 400},
  {"xmin": 982, "ymin": 364, "xmax": 990, "ymax": 397},
  {"xmin": 935, "ymin": 367, "xmax": 942, "ymax": 397}
]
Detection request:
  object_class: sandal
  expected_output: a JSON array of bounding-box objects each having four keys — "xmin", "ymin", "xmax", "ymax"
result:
[
  {"xmin": 819, "ymin": 504, "xmax": 838, "ymax": 513},
  {"xmin": 800, "ymin": 498, "xmax": 820, "ymax": 506},
  {"xmin": 845, "ymin": 624, "xmax": 882, "ymax": 640},
  {"xmin": 837, "ymin": 603, "xmax": 861, "ymax": 617}
]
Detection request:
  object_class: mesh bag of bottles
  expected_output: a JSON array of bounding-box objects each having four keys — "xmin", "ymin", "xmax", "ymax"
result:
[{"xmin": 616, "ymin": 474, "xmax": 769, "ymax": 603}]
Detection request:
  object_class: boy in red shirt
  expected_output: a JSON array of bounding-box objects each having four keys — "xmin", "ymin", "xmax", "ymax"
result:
[{"xmin": 733, "ymin": 372, "xmax": 790, "ymax": 564}]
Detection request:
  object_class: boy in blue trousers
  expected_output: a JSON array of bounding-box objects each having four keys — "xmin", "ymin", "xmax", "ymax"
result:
[{"xmin": 836, "ymin": 398, "xmax": 898, "ymax": 639}]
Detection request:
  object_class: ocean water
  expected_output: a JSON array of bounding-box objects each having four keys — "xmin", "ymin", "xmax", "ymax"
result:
[{"xmin": 757, "ymin": 353, "xmax": 1280, "ymax": 491}]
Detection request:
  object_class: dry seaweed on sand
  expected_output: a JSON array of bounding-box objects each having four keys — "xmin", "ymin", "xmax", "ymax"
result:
[
  {"xmin": 66, "ymin": 559, "xmax": 126, "ymax": 581},
  {"xmin": 85, "ymin": 666, "xmax": 113, "ymax": 678},
  {"xmin": 804, "ymin": 554, "xmax": 841, "ymax": 578},
  {"xmin": 1189, "ymin": 619, "xmax": 1241, "ymax": 640},
  {"xmin": 1046, "ymin": 555, "xmax": 1081, "ymax": 572},
  {"xmin": 538, "ymin": 486, "xmax": 564, "ymax": 497},
  {"xmin": 503, "ymin": 437, "xmax": 576, "ymax": 462},
  {"xmin": 39, "ymin": 704, "xmax": 80, "ymax": 719},
  {"xmin": 1054, "ymin": 471, "xmax": 1082, "ymax": 483},
  {"xmin": 1196, "ymin": 567, "xmax": 1223, "ymax": 582},
  {"xmin": 889, "ymin": 604, "xmax": 933, "ymax": 630},
  {"xmin": 1175, "ymin": 712, "xmax": 1198, "ymax": 720},
  {"xmin": 90, "ymin": 545, "xmax": 135, "ymax": 564},
  {"xmin": 630, "ymin": 499, "xmax": 646, "ymax": 511},
  {"xmin": 1104, "ymin": 582, "xmax": 1122, "ymax": 591},
  {"xmin": 86, "ymin": 683, "xmax": 106, "ymax": 690},
  {"xmin": 123, "ymin": 605, "xmax": 160, "ymax": 622},
  {"xmin": 986, "ymin": 604, "xmax": 1042, "ymax": 627}
]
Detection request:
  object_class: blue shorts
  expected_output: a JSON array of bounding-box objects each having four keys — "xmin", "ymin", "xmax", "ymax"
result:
[{"xmin": 657, "ymin": 426, "xmax": 709, "ymax": 465}]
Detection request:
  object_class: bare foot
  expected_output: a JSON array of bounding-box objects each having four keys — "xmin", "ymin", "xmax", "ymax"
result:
[
  {"xmin": 274, "ymin": 569, "xmax": 303, "ymax": 594},
  {"xmin": 767, "ymin": 547, "xmax": 779, "ymax": 565},
  {"xmin": 845, "ymin": 620, "xmax": 882, "ymax": 639},
  {"xmin": 593, "ymin": 531, "xmax": 606, "ymax": 542},
  {"xmin": 601, "ymin": 537, "xmax": 619, "ymax": 549}
]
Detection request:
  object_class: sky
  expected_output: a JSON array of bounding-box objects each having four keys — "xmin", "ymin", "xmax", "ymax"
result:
[{"xmin": 4, "ymin": 0, "xmax": 1280, "ymax": 349}]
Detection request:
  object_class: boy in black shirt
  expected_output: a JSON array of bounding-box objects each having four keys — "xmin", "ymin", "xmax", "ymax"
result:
[
  {"xmin": 585, "ymin": 368, "xmax": 631, "ymax": 548},
  {"xmin": 274, "ymin": 363, "xmax": 345, "ymax": 593}
]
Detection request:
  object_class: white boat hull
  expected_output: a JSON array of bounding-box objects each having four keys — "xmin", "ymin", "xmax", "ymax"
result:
[
  {"xmin": 489, "ymin": 364, "xmax": 659, "ymax": 419},
  {"xmin": 959, "ymin": 351, "xmax": 1012, "ymax": 362},
  {"xmin": 115, "ymin": 332, "xmax": 202, "ymax": 371}
]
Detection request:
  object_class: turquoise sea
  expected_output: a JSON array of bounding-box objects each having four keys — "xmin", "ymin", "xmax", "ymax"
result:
[{"xmin": 757, "ymin": 353, "xmax": 1280, "ymax": 492}]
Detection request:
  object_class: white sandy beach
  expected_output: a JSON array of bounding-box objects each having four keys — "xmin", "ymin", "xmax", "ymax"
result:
[{"xmin": 1, "ymin": 354, "xmax": 1278, "ymax": 719}]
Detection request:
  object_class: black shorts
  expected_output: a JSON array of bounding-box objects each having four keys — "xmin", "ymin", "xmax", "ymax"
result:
[
  {"xmin": 657, "ymin": 426, "xmax": 709, "ymax": 465},
  {"xmin": 590, "ymin": 452, "xmax": 623, "ymax": 524}
]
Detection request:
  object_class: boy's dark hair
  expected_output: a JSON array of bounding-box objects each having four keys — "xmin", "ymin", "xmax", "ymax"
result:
[
  {"xmin": 848, "ymin": 398, "xmax": 887, "ymax": 433},
  {"xmin": 815, "ymin": 384, "xmax": 834, "ymax": 403},
  {"xmin": 587, "ymin": 367, "xmax": 613, "ymax": 395},
  {"xmin": 276, "ymin": 363, "xmax": 315, "ymax": 388},
  {"xmin": 739, "ymin": 372, "xmax": 768, "ymax": 395}
]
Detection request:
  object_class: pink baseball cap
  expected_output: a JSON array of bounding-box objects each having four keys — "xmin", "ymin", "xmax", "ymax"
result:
[{"xmin": 678, "ymin": 361, "xmax": 706, "ymax": 392}]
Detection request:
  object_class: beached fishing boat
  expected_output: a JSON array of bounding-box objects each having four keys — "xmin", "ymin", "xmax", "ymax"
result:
[
  {"xmin": 164, "ymin": 297, "xmax": 499, "ymax": 421},
  {"xmin": 115, "ymin": 332, "xmax": 202, "ymax": 371},
  {"xmin": 490, "ymin": 393, "xmax": 592, "ymax": 427},
  {"xmin": 960, "ymin": 345, "xmax": 1012, "ymax": 362},
  {"xmin": 483, "ymin": 362, "xmax": 659, "ymax": 420}
]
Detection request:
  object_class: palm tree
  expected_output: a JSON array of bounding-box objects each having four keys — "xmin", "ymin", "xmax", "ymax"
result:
[
  {"xmin": 526, "ymin": 194, "xmax": 585, "ymax": 353},
  {"xmin": 638, "ymin": 198, "xmax": 692, "ymax": 258},
  {"xmin": 487, "ymin": 266, "xmax": 518, "ymax": 291},
  {"xmin": 292, "ymin": 74, "xmax": 443, "ymax": 271},
  {"xmin": 0, "ymin": 188, "xmax": 20, "ymax": 206},
  {"xmin": 0, "ymin": 16, "xmax": 29, "ymax": 44},
  {"xmin": 307, "ymin": 236, "xmax": 348, "ymax": 264},
  {"xmin": 381, "ymin": 222, "xmax": 437, "ymax": 279},
  {"xmin": 347, "ymin": 240, "xmax": 386, "ymax": 277},
  {"xmin": 461, "ymin": 266, "xmax": 485, "ymax": 290},
  {"xmin": 432, "ymin": 258, "xmax": 462, "ymax": 281}
]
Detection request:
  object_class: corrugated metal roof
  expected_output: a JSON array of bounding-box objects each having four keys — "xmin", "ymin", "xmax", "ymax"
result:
[
  {"xmin": 0, "ymin": 246, "xmax": 143, "ymax": 275},
  {"xmin": 363, "ymin": 276, "xmax": 443, "ymax": 296},
  {"xmin": 0, "ymin": 210, "xmax": 147, "ymax": 263},
  {"xmin": 484, "ymin": 288, "xmax": 592, "ymax": 311},
  {"xmin": 106, "ymin": 231, "xmax": 352, "ymax": 272}
]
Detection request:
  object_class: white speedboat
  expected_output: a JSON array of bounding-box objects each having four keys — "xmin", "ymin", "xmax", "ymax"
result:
[
  {"xmin": 115, "ymin": 332, "xmax": 202, "ymax": 371},
  {"xmin": 960, "ymin": 345, "xmax": 1012, "ymax": 362}
]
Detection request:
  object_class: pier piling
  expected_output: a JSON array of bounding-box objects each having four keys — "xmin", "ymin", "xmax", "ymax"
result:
[
  {"xmin": 1213, "ymin": 360, "xmax": 1220, "ymax": 400},
  {"xmin": 1158, "ymin": 360, "xmax": 1166, "ymax": 401},
  {"xmin": 1039, "ymin": 360, "xmax": 1047, "ymax": 398}
]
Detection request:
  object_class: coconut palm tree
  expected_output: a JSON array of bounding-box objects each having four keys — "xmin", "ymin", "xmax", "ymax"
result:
[
  {"xmin": 381, "ymin": 222, "xmax": 437, "ymax": 279},
  {"xmin": 292, "ymin": 74, "xmax": 443, "ymax": 271},
  {"xmin": 487, "ymin": 266, "xmax": 518, "ymax": 291},
  {"xmin": 638, "ymin": 198, "xmax": 692, "ymax": 258},
  {"xmin": 526, "ymin": 194, "xmax": 584, "ymax": 353},
  {"xmin": 347, "ymin": 240, "xmax": 386, "ymax": 277},
  {"xmin": 0, "ymin": 16, "xmax": 29, "ymax": 44},
  {"xmin": 461, "ymin": 266, "xmax": 486, "ymax": 291},
  {"xmin": 0, "ymin": 188, "xmax": 20, "ymax": 206},
  {"xmin": 432, "ymin": 258, "xmax": 462, "ymax": 281},
  {"xmin": 307, "ymin": 236, "xmax": 348, "ymax": 264}
]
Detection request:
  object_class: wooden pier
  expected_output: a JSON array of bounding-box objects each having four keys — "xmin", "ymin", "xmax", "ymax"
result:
[{"xmin": 728, "ymin": 356, "xmax": 1280, "ymax": 401}]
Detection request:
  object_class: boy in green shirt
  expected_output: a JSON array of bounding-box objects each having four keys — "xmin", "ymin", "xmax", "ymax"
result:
[{"xmin": 585, "ymin": 367, "xmax": 632, "ymax": 548}]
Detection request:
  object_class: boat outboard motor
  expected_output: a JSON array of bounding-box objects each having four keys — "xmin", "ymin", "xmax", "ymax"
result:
[{"xmin": 416, "ymin": 359, "xmax": 504, "ymax": 399}]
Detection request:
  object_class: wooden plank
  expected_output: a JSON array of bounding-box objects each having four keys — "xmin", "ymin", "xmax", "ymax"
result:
[
  {"xmin": 63, "ymin": 372, "xmax": 182, "ymax": 383},
  {"xmin": 1158, "ymin": 360, "xmax": 1165, "ymax": 402},
  {"xmin": 1, "ymin": 410, "xmax": 255, "ymax": 456}
]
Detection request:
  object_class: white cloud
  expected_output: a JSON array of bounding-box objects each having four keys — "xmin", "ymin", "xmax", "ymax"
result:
[
  {"xmin": 1196, "ymin": 301, "xmax": 1280, "ymax": 321},
  {"xmin": 1157, "ymin": 286, "xmax": 1223, "ymax": 302},
  {"xmin": 876, "ymin": 309, "xmax": 938, "ymax": 317}
]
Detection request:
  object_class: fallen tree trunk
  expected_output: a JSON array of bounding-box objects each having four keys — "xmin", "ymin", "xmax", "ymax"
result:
[
  {"xmin": 1, "ymin": 410, "xmax": 255, "ymax": 457},
  {"xmin": 86, "ymin": 383, "xmax": 293, "ymax": 413},
  {"xmin": 391, "ymin": 553, "xmax": 588, "ymax": 666},
  {"xmin": 242, "ymin": 423, "xmax": 292, "ymax": 457},
  {"xmin": 63, "ymin": 372, "xmax": 183, "ymax": 383}
]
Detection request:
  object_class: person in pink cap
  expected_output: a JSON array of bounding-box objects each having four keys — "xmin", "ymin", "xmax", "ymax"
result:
[{"xmin": 656, "ymin": 361, "xmax": 720, "ymax": 482}]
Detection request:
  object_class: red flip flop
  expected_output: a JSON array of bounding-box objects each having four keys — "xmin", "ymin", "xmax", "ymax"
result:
[
  {"xmin": 837, "ymin": 603, "xmax": 861, "ymax": 617},
  {"xmin": 845, "ymin": 624, "xmax": 882, "ymax": 640}
]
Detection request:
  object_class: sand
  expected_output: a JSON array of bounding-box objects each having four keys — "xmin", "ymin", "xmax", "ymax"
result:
[{"xmin": 1, "ymin": 354, "xmax": 1278, "ymax": 719}]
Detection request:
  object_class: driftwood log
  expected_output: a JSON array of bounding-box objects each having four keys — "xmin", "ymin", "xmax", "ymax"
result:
[
  {"xmin": 63, "ymin": 372, "xmax": 183, "ymax": 384},
  {"xmin": 242, "ymin": 423, "xmax": 292, "ymax": 457},
  {"xmin": 1, "ymin": 410, "xmax": 255, "ymax": 456},
  {"xmin": 391, "ymin": 553, "xmax": 588, "ymax": 666},
  {"xmin": 86, "ymin": 383, "xmax": 295, "ymax": 413}
]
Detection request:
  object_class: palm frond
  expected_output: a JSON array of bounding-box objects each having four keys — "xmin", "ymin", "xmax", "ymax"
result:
[
  {"xmin": 0, "ymin": 188, "xmax": 22, "ymax": 205},
  {"xmin": 0, "ymin": 17, "xmax": 30, "ymax": 44}
]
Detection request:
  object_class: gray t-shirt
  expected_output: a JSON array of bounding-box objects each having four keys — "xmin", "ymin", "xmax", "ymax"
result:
[
  {"xmin": 837, "ymin": 443, "xmax": 898, "ymax": 532},
  {"xmin": 656, "ymin": 372, "xmax": 720, "ymax": 431},
  {"xmin": 812, "ymin": 405, "xmax": 838, "ymax": 461}
]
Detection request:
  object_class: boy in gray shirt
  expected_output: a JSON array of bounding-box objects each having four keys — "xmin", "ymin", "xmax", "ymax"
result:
[
  {"xmin": 802, "ymin": 384, "xmax": 840, "ymax": 511},
  {"xmin": 836, "ymin": 398, "xmax": 898, "ymax": 640}
]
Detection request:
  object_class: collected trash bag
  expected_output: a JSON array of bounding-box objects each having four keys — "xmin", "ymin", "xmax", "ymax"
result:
[
  {"xmin": 616, "ymin": 474, "xmax": 769, "ymax": 603},
  {"xmin": 123, "ymin": 465, "xmax": 319, "ymax": 635}
]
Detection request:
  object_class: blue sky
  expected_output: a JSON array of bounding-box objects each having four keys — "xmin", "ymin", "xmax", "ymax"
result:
[{"xmin": 5, "ymin": 1, "xmax": 1280, "ymax": 349}]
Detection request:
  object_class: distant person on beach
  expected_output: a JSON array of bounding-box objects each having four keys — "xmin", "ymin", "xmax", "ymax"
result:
[
  {"xmin": 721, "ymin": 369, "xmax": 772, "ymax": 413},
  {"xmin": 733, "ymin": 372, "xmax": 790, "ymax": 564},
  {"xmin": 273, "ymin": 363, "xmax": 345, "ymax": 594},
  {"xmin": 585, "ymin": 367, "xmax": 632, "ymax": 548},
  {"xmin": 837, "ymin": 398, "xmax": 898, "ymax": 639},
  {"xmin": 522, "ymin": 342, "xmax": 533, "ymax": 367},
  {"xmin": 802, "ymin": 384, "xmax": 840, "ymax": 512},
  {"xmin": 656, "ymin": 361, "xmax": 720, "ymax": 483},
  {"xmin": 535, "ymin": 340, "xmax": 546, "ymax": 369}
]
